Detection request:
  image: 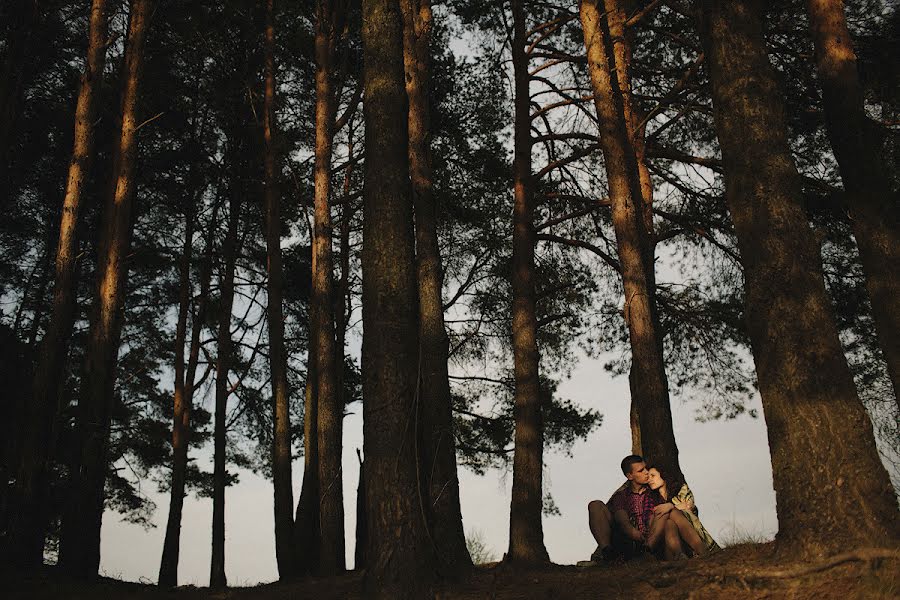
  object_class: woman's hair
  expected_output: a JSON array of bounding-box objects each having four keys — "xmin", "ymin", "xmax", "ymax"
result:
[{"xmin": 646, "ymin": 461, "xmax": 685, "ymax": 502}]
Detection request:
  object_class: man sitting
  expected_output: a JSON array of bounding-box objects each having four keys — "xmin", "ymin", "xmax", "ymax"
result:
[{"xmin": 585, "ymin": 454, "xmax": 692, "ymax": 563}]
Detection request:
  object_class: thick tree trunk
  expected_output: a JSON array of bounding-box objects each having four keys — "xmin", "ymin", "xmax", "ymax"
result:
[
  {"xmin": 8, "ymin": 0, "xmax": 109, "ymax": 568},
  {"xmin": 210, "ymin": 187, "xmax": 241, "ymax": 590},
  {"xmin": 361, "ymin": 0, "xmax": 437, "ymax": 596},
  {"xmin": 699, "ymin": 0, "xmax": 899, "ymax": 557},
  {"xmin": 261, "ymin": 0, "xmax": 296, "ymax": 580},
  {"xmin": 401, "ymin": 0, "xmax": 471, "ymax": 578},
  {"xmin": 580, "ymin": 0, "xmax": 682, "ymax": 478},
  {"xmin": 805, "ymin": 0, "xmax": 900, "ymax": 402},
  {"xmin": 312, "ymin": 0, "xmax": 345, "ymax": 577},
  {"xmin": 506, "ymin": 0, "xmax": 549, "ymax": 566},
  {"xmin": 58, "ymin": 0, "xmax": 153, "ymax": 577}
]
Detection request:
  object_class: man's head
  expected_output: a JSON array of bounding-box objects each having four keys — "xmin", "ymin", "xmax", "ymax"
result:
[{"xmin": 621, "ymin": 454, "xmax": 649, "ymax": 485}]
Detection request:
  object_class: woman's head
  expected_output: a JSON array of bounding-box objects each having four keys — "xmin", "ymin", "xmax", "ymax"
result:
[{"xmin": 646, "ymin": 462, "xmax": 683, "ymax": 500}]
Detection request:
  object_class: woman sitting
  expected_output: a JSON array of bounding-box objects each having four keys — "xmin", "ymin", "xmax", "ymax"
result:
[{"xmin": 646, "ymin": 462, "xmax": 721, "ymax": 556}]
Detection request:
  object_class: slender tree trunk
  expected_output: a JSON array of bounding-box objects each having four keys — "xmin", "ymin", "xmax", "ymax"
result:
[
  {"xmin": 0, "ymin": 0, "xmax": 39, "ymax": 205},
  {"xmin": 401, "ymin": 0, "xmax": 472, "ymax": 577},
  {"xmin": 506, "ymin": 0, "xmax": 549, "ymax": 566},
  {"xmin": 699, "ymin": 0, "xmax": 899, "ymax": 557},
  {"xmin": 261, "ymin": 0, "xmax": 296, "ymax": 580},
  {"xmin": 361, "ymin": 0, "xmax": 437, "ymax": 596},
  {"xmin": 334, "ymin": 120, "xmax": 355, "ymax": 407},
  {"xmin": 210, "ymin": 185, "xmax": 241, "ymax": 590},
  {"xmin": 158, "ymin": 189, "xmax": 214, "ymax": 586},
  {"xmin": 806, "ymin": 0, "xmax": 900, "ymax": 402},
  {"xmin": 354, "ymin": 449, "xmax": 367, "ymax": 570},
  {"xmin": 294, "ymin": 365, "xmax": 320, "ymax": 574},
  {"xmin": 58, "ymin": 0, "xmax": 153, "ymax": 577},
  {"xmin": 8, "ymin": 0, "xmax": 109, "ymax": 568},
  {"xmin": 580, "ymin": 0, "xmax": 682, "ymax": 478},
  {"xmin": 312, "ymin": 0, "xmax": 345, "ymax": 577}
]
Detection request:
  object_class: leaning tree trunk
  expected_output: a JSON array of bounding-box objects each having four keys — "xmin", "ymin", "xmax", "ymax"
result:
[
  {"xmin": 805, "ymin": 0, "xmax": 900, "ymax": 402},
  {"xmin": 58, "ymin": 0, "xmax": 154, "ymax": 577},
  {"xmin": 580, "ymin": 0, "xmax": 682, "ymax": 479},
  {"xmin": 312, "ymin": 0, "xmax": 345, "ymax": 577},
  {"xmin": 261, "ymin": 0, "xmax": 296, "ymax": 580},
  {"xmin": 360, "ymin": 0, "xmax": 437, "ymax": 596},
  {"xmin": 9, "ymin": 0, "xmax": 109, "ymax": 569},
  {"xmin": 506, "ymin": 0, "xmax": 549, "ymax": 566},
  {"xmin": 699, "ymin": 0, "xmax": 900, "ymax": 557},
  {"xmin": 401, "ymin": 0, "xmax": 472, "ymax": 578},
  {"xmin": 210, "ymin": 183, "xmax": 241, "ymax": 590}
]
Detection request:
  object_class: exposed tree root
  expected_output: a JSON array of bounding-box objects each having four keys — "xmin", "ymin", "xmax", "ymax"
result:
[{"xmin": 737, "ymin": 548, "xmax": 900, "ymax": 580}]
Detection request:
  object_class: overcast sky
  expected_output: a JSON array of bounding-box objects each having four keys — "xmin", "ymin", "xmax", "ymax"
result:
[{"xmin": 98, "ymin": 347, "xmax": 784, "ymax": 587}]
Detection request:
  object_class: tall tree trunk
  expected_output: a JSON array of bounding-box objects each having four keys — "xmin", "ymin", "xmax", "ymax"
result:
[
  {"xmin": 158, "ymin": 189, "xmax": 214, "ymax": 587},
  {"xmin": 0, "ymin": 0, "xmax": 39, "ymax": 206},
  {"xmin": 8, "ymin": 0, "xmax": 109, "ymax": 568},
  {"xmin": 580, "ymin": 0, "xmax": 682, "ymax": 478},
  {"xmin": 210, "ymin": 185, "xmax": 241, "ymax": 590},
  {"xmin": 294, "ymin": 366, "xmax": 320, "ymax": 574},
  {"xmin": 261, "ymin": 0, "xmax": 296, "ymax": 580},
  {"xmin": 698, "ymin": 0, "xmax": 899, "ymax": 557},
  {"xmin": 312, "ymin": 0, "xmax": 345, "ymax": 577},
  {"xmin": 58, "ymin": 0, "xmax": 153, "ymax": 577},
  {"xmin": 354, "ymin": 449, "xmax": 367, "ymax": 570},
  {"xmin": 506, "ymin": 0, "xmax": 549, "ymax": 566},
  {"xmin": 805, "ymin": 0, "xmax": 900, "ymax": 402},
  {"xmin": 361, "ymin": 0, "xmax": 436, "ymax": 596},
  {"xmin": 401, "ymin": 0, "xmax": 472, "ymax": 577}
]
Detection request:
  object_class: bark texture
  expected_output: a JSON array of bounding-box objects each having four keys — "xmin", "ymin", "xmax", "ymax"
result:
[
  {"xmin": 312, "ymin": 0, "xmax": 345, "ymax": 576},
  {"xmin": 58, "ymin": 0, "xmax": 154, "ymax": 577},
  {"xmin": 361, "ymin": 0, "xmax": 437, "ymax": 595},
  {"xmin": 506, "ymin": 0, "xmax": 550, "ymax": 566},
  {"xmin": 261, "ymin": 0, "xmax": 297, "ymax": 580},
  {"xmin": 580, "ymin": 0, "xmax": 682, "ymax": 479},
  {"xmin": 805, "ymin": 0, "xmax": 900, "ymax": 401},
  {"xmin": 699, "ymin": 0, "xmax": 899, "ymax": 557},
  {"xmin": 9, "ymin": 0, "xmax": 109, "ymax": 568},
  {"xmin": 401, "ymin": 0, "xmax": 472, "ymax": 578}
]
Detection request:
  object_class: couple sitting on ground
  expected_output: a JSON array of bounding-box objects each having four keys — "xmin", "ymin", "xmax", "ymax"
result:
[{"xmin": 584, "ymin": 454, "xmax": 720, "ymax": 564}]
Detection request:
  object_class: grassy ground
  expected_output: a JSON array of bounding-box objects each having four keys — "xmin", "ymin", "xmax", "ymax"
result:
[{"xmin": 6, "ymin": 544, "xmax": 899, "ymax": 599}]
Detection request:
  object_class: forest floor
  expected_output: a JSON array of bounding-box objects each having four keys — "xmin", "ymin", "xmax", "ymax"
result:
[{"xmin": 6, "ymin": 543, "xmax": 900, "ymax": 599}]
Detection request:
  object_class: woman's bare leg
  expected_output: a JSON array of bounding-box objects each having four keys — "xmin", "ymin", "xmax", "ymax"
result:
[
  {"xmin": 668, "ymin": 509, "xmax": 706, "ymax": 555},
  {"xmin": 663, "ymin": 520, "xmax": 682, "ymax": 560},
  {"xmin": 645, "ymin": 512, "xmax": 669, "ymax": 550}
]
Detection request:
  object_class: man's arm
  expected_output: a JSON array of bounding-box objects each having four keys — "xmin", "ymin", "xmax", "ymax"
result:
[{"xmin": 613, "ymin": 509, "xmax": 642, "ymax": 542}]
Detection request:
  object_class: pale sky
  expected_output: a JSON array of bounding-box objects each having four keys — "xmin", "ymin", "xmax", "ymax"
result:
[{"xmin": 98, "ymin": 347, "xmax": 782, "ymax": 586}]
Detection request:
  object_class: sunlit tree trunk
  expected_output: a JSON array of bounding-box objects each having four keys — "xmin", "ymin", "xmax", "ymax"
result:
[
  {"xmin": 506, "ymin": 0, "xmax": 549, "ymax": 566},
  {"xmin": 260, "ymin": 0, "xmax": 296, "ymax": 580},
  {"xmin": 361, "ymin": 0, "xmax": 437, "ymax": 595},
  {"xmin": 699, "ymin": 0, "xmax": 900, "ymax": 557},
  {"xmin": 58, "ymin": 0, "xmax": 154, "ymax": 577},
  {"xmin": 401, "ymin": 0, "xmax": 472, "ymax": 578},
  {"xmin": 580, "ymin": 0, "xmax": 682, "ymax": 478},
  {"xmin": 8, "ymin": 0, "xmax": 109, "ymax": 569},
  {"xmin": 806, "ymin": 0, "xmax": 900, "ymax": 402},
  {"xmin": 312, "ymin": 0, "xmax": 345, "ymax": 577}
]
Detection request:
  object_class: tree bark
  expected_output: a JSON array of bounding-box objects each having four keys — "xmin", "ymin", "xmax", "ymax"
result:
[
  {"xmin": 506, "ymin": 0, "xmax": 550, "ymax": 566},
  {"xmin": 312, "ymin": 0, "xmax": 345, "ymax": 577},
  {"xmin": 261, "ymin": 0, "xmax": 296, "ymax": 580},
  {"xmin": 210, "ymin": 182, "xmax": 241, "ymax": 590},
  {"xmin": 58, "ymin": 0, "xmax": 154, "ymax": 577},
  {"xmin": 699, "ymin": 0, "xmax": 900, "ymax": 557},
  {"xmin": 401, "ymin": 0, "xmax": 472, "ymax": 578},
  {"xmin": 580, "ymin": 0, "xmax": 682, "ymax": 479},
  {"xmin": 805, "ymin": 0, "xmax": 900, "ymax": 402},
  {"xmin": 361, "ymin": 0, "xmax": 437, "ymax": 596},
  {"xmin": 8, "ymin": 0, "xmax": 109, "ymax": 568},
  {"xmin": 294, "ymin": 366, "xmax": 320, "ymax": 574}
]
